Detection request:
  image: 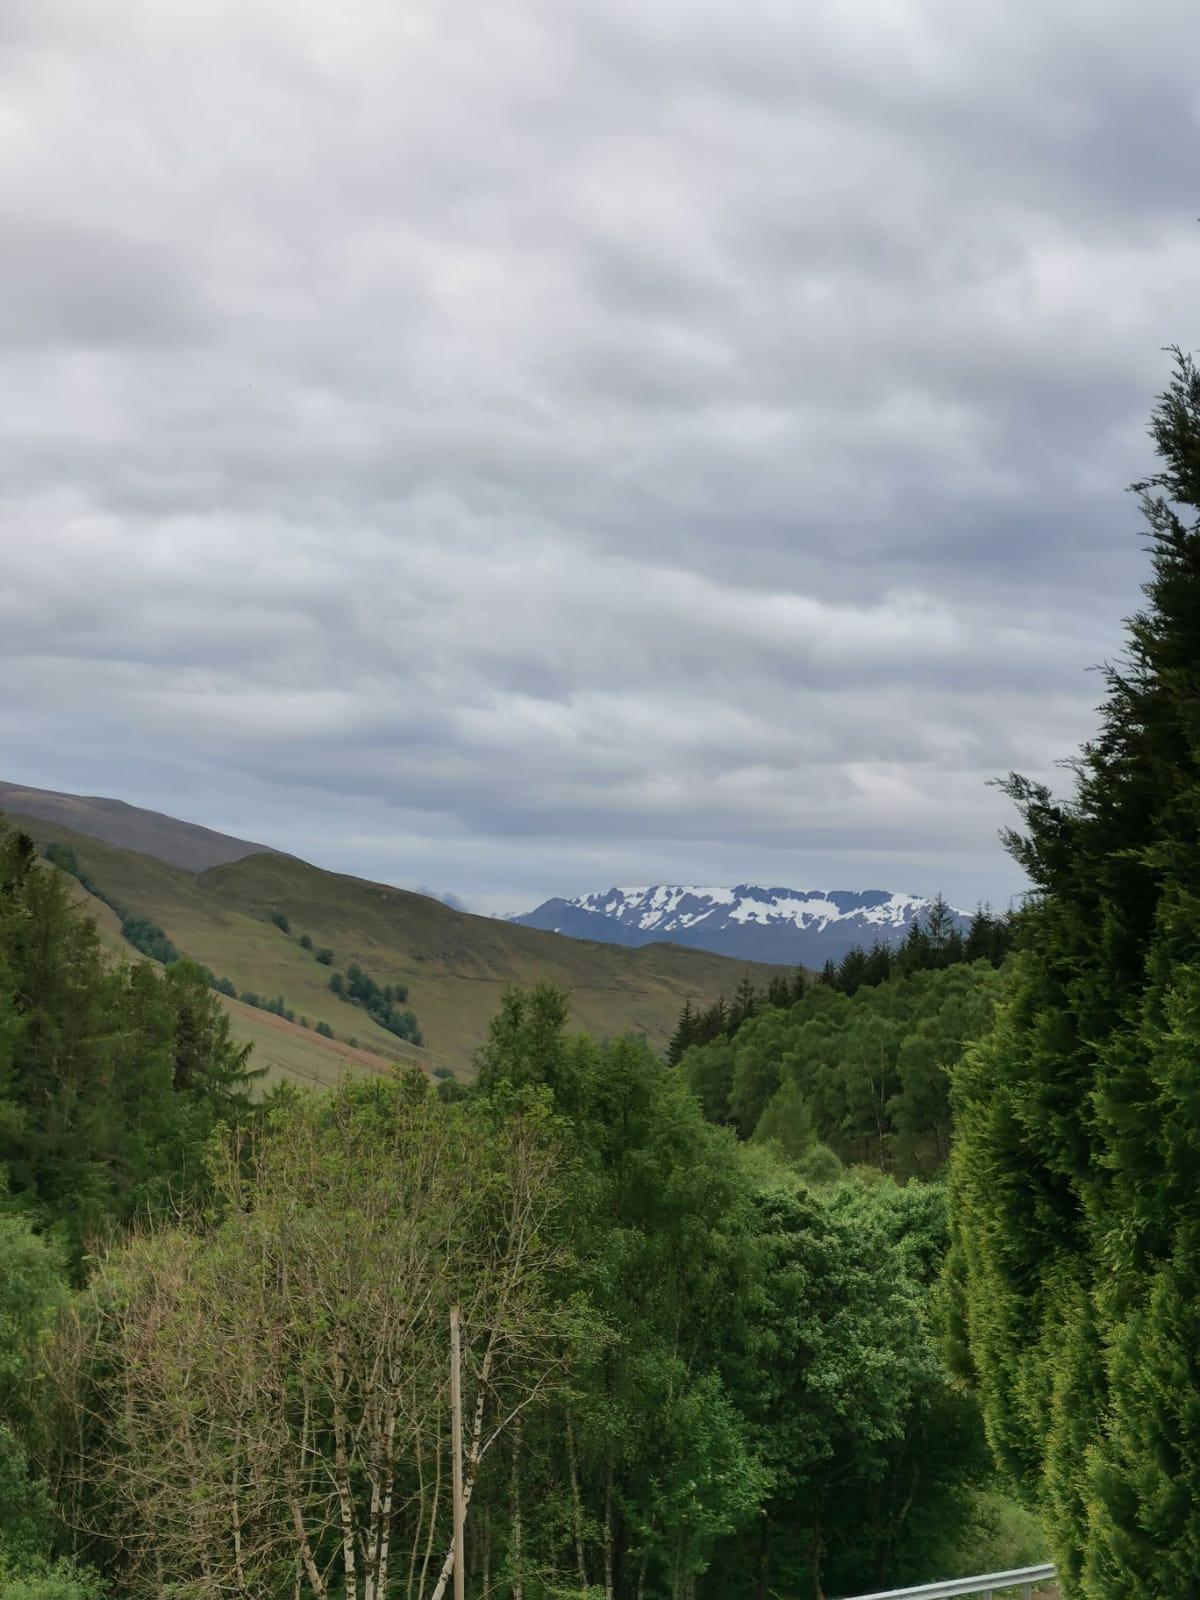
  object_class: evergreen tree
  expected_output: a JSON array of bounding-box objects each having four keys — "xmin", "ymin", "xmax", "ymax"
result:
[
  {"xmin": 765, "ymin": 973, "xmax": 795, "ymax": 1010},
  {"xmin": 836, "ymin": 944, "xmax": 869, "ymax": 995},
  {"xmin": 860, "ymin": 941, "xmax": 894, "ymax": 988},
  {"xmin": 0, "ymin": 820, "xmax": 260, "ymax": 1263},
  {"xmin": 729, "ymin": 973, "xmax": 761, "ymax": 1030},
  {"xmin": 923, "ymin": 894, "xmax": 956, "ymax": 961},
  {"xmin": 667, "ymin": 999, "xmax": 697, "ymax": 1065},
  {"xmin": 948, "ymin": 351, "xmax": 1200, "ymax": 1596}
]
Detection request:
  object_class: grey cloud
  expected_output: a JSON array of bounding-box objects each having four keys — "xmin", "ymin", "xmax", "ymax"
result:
[{"xmin": 2, "ymin": 0, "xmax": 1197, "ymax": 915}]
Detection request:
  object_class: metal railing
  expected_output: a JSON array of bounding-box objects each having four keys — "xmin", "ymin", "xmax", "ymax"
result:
[{"xmin": 837, "ymin": 1564, "xmax": 1056, "ymax": 1600}]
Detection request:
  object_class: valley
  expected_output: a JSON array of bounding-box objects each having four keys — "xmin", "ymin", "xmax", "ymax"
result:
[{"xmin": 6, "ymin": 792, "xmax": 787, "ymax": 1080}]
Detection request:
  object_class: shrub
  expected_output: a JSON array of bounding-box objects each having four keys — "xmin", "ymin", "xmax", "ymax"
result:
[
  {"xmin": 120, "ymin": 915, "xmax": 181, "ymax": 966},
  {"xmin": 269, "ymin": 911, "xmax": 290, "ymax": 934}
]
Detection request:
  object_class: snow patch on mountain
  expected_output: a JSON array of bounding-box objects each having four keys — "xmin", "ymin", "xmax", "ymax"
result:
[{"xmin": 512, "ymin": 883, "xmax": 969, "ymax": 967}]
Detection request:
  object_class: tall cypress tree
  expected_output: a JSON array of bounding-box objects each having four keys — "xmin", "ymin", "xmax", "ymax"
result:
[{"xmin": 947, "ymin": 351, "xmax": 1200, "ymax": 1596}]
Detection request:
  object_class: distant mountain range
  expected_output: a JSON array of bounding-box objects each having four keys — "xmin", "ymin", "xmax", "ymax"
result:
[{"xmin": 513, "ymin": 884, "xmax": 970, "ymax": 967}]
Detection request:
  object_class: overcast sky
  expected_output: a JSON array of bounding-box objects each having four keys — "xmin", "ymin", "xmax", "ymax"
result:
[{"xmin": 3, "ymin": 0, "xmax": 1197, "ymax": 914}]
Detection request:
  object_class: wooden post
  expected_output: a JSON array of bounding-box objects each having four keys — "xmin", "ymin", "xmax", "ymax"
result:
[{"xmin": 450, "ymin": 1305, "xmax": 465, "ymax": 1600}]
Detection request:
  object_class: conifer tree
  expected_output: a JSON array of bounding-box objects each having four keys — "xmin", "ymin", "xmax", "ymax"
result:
[
  {"xmin": 667, "ymin": 999, "xmax": 697, "ymax": 1065},
  {"xmin": 836, "ymin": 944, "xmax": 869, "ymax": 994},
  {"xmin": 729, "ymin": 973, "xmax": 760, "ymax": 1029},
  {"xmin": 948, "ymin": 351, "xmax": 1200, "ymax": 1596},
  {"xmin": 860, "ymin": 941, "xmax": 894, "ymax": 988},
  {"xmin": 765, "ymin": 973, "xmax": 795, "ymax": 1010}
]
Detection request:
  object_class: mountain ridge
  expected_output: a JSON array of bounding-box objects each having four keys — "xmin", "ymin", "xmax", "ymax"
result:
[
  {"xmin": 514, "ymin": 882, "xmax": 971, "ymax": 966},
  {"xmin": 0, "ymin": 780, "xmax": 270, "ymax": 871}
]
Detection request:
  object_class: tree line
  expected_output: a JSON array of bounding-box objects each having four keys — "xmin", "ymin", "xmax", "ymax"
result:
[{"xmin": 666, "ymin": 900, "xmax": 1012, "ymax": 1067}]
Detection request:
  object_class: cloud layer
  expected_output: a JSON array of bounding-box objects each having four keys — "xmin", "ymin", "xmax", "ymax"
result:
[{"xmin": 4, "ymin": 0, "xmax": 1198, "ymax": 911}]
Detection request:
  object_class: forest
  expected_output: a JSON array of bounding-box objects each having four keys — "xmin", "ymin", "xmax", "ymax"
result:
[{"xmin": 4, "ymin": 351, "xmax": 1200, "ymax": 1599}]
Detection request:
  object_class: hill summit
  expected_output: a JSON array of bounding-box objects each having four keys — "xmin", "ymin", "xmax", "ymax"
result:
[
  {"xmin": 513, "ymin": 883, "xmax": 969, "ymax": 966},
  {"xmin": 0, "ymin": 780, "xmax": 269, "ymax": 871}
]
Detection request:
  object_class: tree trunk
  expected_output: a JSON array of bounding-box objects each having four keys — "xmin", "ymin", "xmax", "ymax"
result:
[
  {"xmin": 566, "ymin": 1416, "xmax": 590, "ymax": 1590},
  {"xmin": 510, "ymin": 1414, "xmax": 524, "ymax": 1600},
  {"xmin": 756, "ymin": 1514, "xmax": 770, "ymax": 1600},
  {"xmin": 603, "ymin": 1469, "xmax": 615, "ymax": 1600},
  {"xmin": 333, "ymin": 1347, "xmax": 359, "ymax": 1600}
]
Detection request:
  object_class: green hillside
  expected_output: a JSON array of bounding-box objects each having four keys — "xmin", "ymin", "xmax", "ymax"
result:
[{"xmin": 11, "ymin": 812, "xmax": 786, "ymax": 1081}]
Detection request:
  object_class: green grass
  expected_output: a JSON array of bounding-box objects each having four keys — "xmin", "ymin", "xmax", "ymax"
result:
[{"xmin": 17, "ymin": 814, "xmax": 787, "ymax": 1078}]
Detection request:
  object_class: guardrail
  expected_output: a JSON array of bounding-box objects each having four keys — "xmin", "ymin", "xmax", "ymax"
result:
[{"xmin": 837, "ymin": 1564, "xmax": 1056, "ymax": 1600}]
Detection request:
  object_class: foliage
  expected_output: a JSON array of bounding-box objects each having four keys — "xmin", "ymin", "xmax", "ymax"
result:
[
  {"xmin": 45, "ymin": 1075, "xmax": 569, "ymax": 1600},
  {"xmin": 681, "ymin": 961, "xmax": 1003, "ymax": 1178},
  {"xmin": 0, "ymin": 1561, "xmax": 105, "ymax": 1600},
  {"xmin": 472, "ymin": 986, "xmax": 998, "ymax": 1600},
  {"xmin": 947, "ymin": 350, "xmax": 1200, "ymax": 1594},
  {"xmin": 329, "ymin": 962, "xmax": 422, "ymax": 1044},
  {"xmin": 667, "ymin": 904, "xmax": 1010, "ymax": 1066},
  {"xmin": 116, "ymin": 915, "xmax": 180, "ymax": 966},
  {"xmin": 818, "ymin": 901, "xmax": 1013, "ymax": 998},
  {"xmin": 1, "ymin": 822, "xmax": 261, "ymax": 1263},
  {"xmin": 0, "ymin": 1219, "xmax": 68, "ymax": 1571}
]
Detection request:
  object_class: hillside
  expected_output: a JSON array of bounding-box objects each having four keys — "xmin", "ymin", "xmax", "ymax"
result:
[
  {"xmin": 516, "ymin": 883, "xmax": 971, "ymax": 965},
  {"xmin": 0, "ymin": 780, "xmax": 269, "ymax": 871},
  {"xmin": 11, "ymin": 812, "xmax": 785, "ymax": 1081}
]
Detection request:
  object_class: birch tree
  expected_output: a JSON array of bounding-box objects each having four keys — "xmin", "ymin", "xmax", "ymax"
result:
[{"xmin": 44, "ymin": 1073, "xmax": 569, "ymax": 1600}]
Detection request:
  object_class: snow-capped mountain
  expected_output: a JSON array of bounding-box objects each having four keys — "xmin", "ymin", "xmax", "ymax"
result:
[{"xmin": 512, "ymin": 884, "xmax": 969, "ymax": 967}]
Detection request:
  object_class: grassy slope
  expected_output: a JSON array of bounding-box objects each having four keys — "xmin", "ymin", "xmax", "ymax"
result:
[
  {"xmin": 0, "ymin": 780, "xmax": 267, "ymax": 869},
  {"xmin": 16, "ymin": 815, "xmax": 785, "ymax": 1079}
]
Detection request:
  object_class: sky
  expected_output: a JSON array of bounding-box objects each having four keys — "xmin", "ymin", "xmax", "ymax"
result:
[{"xmin": 3, "ymin": 0, "xmax": 1198, "ymax": 915}]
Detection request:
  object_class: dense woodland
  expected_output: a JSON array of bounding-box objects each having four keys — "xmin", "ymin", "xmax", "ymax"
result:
[{"xmin": 3, "ymin": 355, "xmax": 1200, "ymax": 1599}]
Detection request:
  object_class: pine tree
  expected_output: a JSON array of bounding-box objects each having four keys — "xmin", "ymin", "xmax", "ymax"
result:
[
  {"xmin": 895, "ymin": 917, "xmax": 931, "ymax": 977},
  {"xmin": 924, "ymin": 893, "xmax": 956, "ymax": 959},
  {"xmin": 836, "ymin": 945, "xmax": 868, "ymax": 995},
  {"xmin": 948, "ymin": 351, "xmax": 1200, "ymax": 1596},
  {"xmin": 729, "ymin": 974, "xmax": 760, "ymax": 1030},
  {"xmin": 765, "ymin": 973, "xmax": 794, "ymax": 1010},
  {"xmin": 860, "ymin": 941, "xmax": 894, "ymax": 988},
  {"xmin": 667, "ymin": 999, "xmax": 697, "ymax": 1065}
]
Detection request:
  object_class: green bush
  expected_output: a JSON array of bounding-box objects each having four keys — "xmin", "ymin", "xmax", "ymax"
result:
[{"xmin": 0, "ymin": 1560, "xmax": 105, "ymax": 1600}]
